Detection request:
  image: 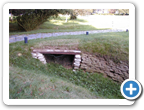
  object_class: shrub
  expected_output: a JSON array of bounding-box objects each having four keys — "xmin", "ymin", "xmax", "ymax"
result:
[{"xmin": 11, "ymin": 9, "xmax": 72, "ymax": 31}]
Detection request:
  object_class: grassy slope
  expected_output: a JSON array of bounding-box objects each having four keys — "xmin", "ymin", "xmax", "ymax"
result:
[
  {"xmin": 10, "ymin": 66, "xmax": 97, "ymax": 99},
  {"xmin": 9, "ymin": 32, "xmax": 128, "ymax": 99}
]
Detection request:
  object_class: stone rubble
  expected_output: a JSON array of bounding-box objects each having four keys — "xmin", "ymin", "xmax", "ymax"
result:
[
  {"xmin": 80, "ymin": 53, "xmax": 129, "ymax": 83},
  {"xmin": 32, "ymin": 51, "xmax": 128, "ymax": 83}
]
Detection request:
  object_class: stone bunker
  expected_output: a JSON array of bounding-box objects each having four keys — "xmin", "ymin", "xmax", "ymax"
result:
[
  {"xmin": 31, "ymin": 49, "xmax": 129, "ymax": 83},
  {"xmin": 31, "ymin": 49, "xmax": 81, "ymax": 71}
]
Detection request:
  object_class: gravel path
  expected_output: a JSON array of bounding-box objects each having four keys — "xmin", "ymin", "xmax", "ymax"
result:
[{"xmin": 9, "ymin": 29, "xmax": 125, "ymax": 43}]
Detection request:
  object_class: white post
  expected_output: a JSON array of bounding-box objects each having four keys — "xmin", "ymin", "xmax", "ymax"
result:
[{"xmin": 65, "ymin": 14, "xmax": 68, "ymax": 22}]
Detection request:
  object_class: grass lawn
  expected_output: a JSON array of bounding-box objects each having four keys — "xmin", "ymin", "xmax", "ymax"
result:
[
  {"xmin": 9, "ymin": 32, "xmax": 128, "ymax": 99},
  {"xmin": 9, "ymin": 16, "xmax": 109, "ymax": 35}
]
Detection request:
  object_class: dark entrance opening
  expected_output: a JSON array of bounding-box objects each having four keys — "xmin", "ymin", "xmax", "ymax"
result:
[{"xmin": 43, "ymin": 54, "xmax": 75, "ymax": 69}]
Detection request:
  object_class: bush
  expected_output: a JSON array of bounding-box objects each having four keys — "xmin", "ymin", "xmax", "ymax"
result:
[
  {"xmin": 14, "ymin": 9, "xmax": 72, "ymax": 31},
  {"xmin": 17, "ymin": 13, "xmax": 48, "ymax": 31}
]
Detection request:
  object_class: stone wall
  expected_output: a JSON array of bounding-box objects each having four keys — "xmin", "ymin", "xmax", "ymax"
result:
[{"xmin": 80, "ymin": 53, "xmax": 129, "ymax": 83}]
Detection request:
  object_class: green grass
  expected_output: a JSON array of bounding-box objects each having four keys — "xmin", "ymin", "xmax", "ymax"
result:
[
  {"xmin": 9, "ymin": 66, "xmax": 97, "ymax": 99},
  {"xmin": 9, "ymin": 16, "xmax": 108, "ymax": 35},
  {"xmin": 79, "ymin": 32, "xmax": 129, "ymax": 63},
  {"xmin": 9, "ymin": 32, "xmax": 128, "ymax": 99},
  {"xmin": 32, "ymin": 32, "xmax": 129, "ymax": 63}
]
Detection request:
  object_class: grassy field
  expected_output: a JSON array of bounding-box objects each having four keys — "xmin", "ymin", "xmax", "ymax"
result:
[
  {"xmin": 9, "ymin": 32, "xmax": 128, "ymax": 99},
  {"xmin": 9, "ymin": 16, "xmax": 108, "ymax": 35}
]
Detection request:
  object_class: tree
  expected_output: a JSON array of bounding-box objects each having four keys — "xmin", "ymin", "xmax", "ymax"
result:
[
  {"xmin": 9, "ymin": 9, "xmax": 72, "ymax": 31},
  {"xmin": 70, "ymin": 9, "xmax": 93, "ymax": 19}
]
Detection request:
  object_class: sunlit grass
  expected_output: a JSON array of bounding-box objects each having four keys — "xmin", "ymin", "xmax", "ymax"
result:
[{"xmin": 9, "ymin": 15, "xmax": 108, "ymax": 35}]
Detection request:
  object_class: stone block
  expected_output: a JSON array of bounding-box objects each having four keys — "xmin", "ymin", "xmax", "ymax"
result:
[
  {"xmin": 75, "ymin": 55, "xmax": 81, "ymax": 59},
  {"xmin": 74, "ymin": 61, "xmax": 81, "ymax": 64},
  {"xmin": 74, "ymin": 66, "xmax": 79, "ymax": 69},
  {"xmin": 74, "ymin": 63, "xmax": 80, "ymax": 67},
  {"xmin": 37, "ymin": 53, "xmax": 44, "ymax": 57},
  {"xmin": 31, "ymin": 53, "xmax": 37, "ymax": 56},
  {"xmin": 31, "ymin": 53, "xmax": 37, "ymax": 58},
  {"xmin": 38, "ymin": 56, "xmax": 44, "ymax": 59},
  {"xmin": 74, "ymin": 58, "xmax": 81, "ymax": 61},
  {"xmin": 42, "ymin": 61, "xmax": 47, "ymax": 64},
  {"xmin": 39, "ymin": 58, "xmax": 46, "ymax": 62}
]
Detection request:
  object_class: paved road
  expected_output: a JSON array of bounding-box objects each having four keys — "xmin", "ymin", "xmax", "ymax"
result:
[{"xmin": 9, "ymin": 29, "xmax": 125, "ymax": 43}]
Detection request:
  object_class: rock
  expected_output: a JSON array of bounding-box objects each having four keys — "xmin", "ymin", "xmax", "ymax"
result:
[
  {"xmin": 74, "ymin": 67, "xmax": 79, "ymax": 69},
  {"xmin": 123, "ymin": 72, "xmax": 129, "ymax": 79},
  {"xmin": 110, "ymin": 69, "xmax": 115, "ymax": 73},
  {"xmin": 112, "ymin": 74, "xmax": 123, "ymax": 83},
  {"xmin": 39, "ymin": 58, "xmax": 46, "ymax": 62},
  {"xmin": 74, "ymin": 63, "xmax": 80, "ymax": 67},
  {"xmin": 75, "ymin": 55, "xmax": 81, "ymax": 59},
  {"xmin": 18, "ymin": 53, "xmax": 22, "ymax": 56},
  {"xmin": 31, "ymin": 53, "xmax": 37, "ymax": 58},
  {"xmin": 80, "ymin": 64, "xmax": 87, "ymax": 70},
  {"xmin": 74, "ymin": 58, "xmax": 81, "ymax": 62},
  {"xmin": 38, "ymin": 56, "xmax": 45, "ymax": 59},
  {"xmin": 73, "ymin": 69, "xmax": 76, "ymax": 72},
  {"xmin": 37, "ymin": 53, "xmax": 44, "ymax": 57},
  {"xmin": 105, "ymin": 72, "xmax": 114, "ymax": 78},
  {"xmin": 74, "ymin": 60, "xmax": 81, "ymax": 63}
]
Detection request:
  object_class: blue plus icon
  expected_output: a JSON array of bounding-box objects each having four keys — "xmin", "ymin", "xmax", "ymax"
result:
[
  {"xmin": 121, "ymin": 79, "xmax": 142, "ymax": 100},
  {"xmin": 124, "ymin": 81, "xmax": 139, "ymax": 97}
]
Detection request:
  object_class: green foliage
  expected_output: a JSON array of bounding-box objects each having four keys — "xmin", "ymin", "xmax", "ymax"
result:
[{"xmin": 10, "ymin": 9, "xmax": 72, "ymax": 31}]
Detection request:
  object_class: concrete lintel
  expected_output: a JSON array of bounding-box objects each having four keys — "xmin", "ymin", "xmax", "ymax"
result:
[{"xmin": 33, "ymin": 49, "xmax": 81, "ymax": 55}]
